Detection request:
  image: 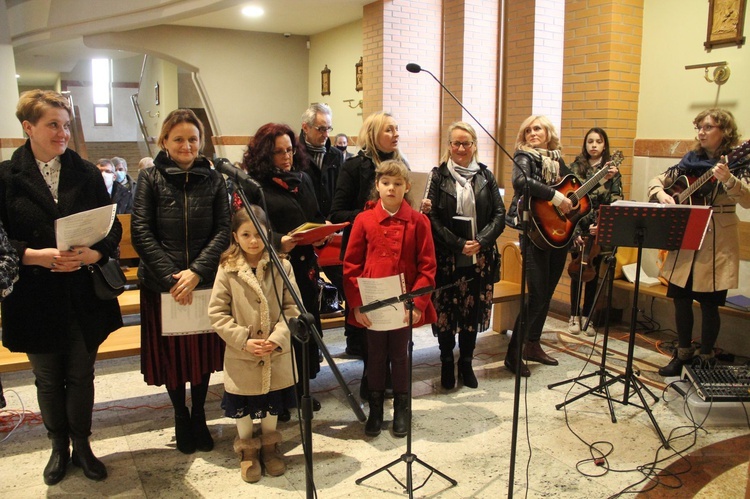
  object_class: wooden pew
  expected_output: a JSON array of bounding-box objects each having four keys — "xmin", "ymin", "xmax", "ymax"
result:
[{"xmin": 491, "ymin": 241, "xmax": 523, "ymax": 333}]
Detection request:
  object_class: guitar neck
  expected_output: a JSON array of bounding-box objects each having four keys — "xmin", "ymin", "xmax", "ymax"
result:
[
  {"xmin": 576, "ymin": 164, "xmax": 610, "ymax": 198},
  {"xmin": 677, "ymin": 141, "xmax": 750, "ymax": 203}
]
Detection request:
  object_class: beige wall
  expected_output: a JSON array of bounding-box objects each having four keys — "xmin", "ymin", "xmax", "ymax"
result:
[
  {"xmin": 308, "ymin": 20, "xmax": 364, "ymax": 139},
  {"xmin": 637, "ymin": 0, "xmax": 749, "ymax": 139}
]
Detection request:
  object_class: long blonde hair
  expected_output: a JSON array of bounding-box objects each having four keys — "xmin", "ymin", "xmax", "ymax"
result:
[
  {"xmin": 515, "ymin": 115, "xmax": 561, "ymax": 152},
  {"xmin": 357, "ymin": 112, "xmax": 405, "ymax": 167}
]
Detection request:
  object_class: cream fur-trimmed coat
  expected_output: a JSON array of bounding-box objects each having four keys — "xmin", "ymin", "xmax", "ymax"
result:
[{"xmin": 209, "ymin": 252, "xmax": 299, "ymax": 396}]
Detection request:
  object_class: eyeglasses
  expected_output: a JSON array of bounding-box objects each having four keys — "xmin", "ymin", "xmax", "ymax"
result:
[
  {"xmin": 312, "ymin": 125, "xmax": 334, "ymax": 133},
  {"xmin": 450, "ymin": 141, "xmax": 474, "ymax": 149},
  {"xmin": 695, "ymin": 124, "xmax": 717, "ymax": 133},
  {"xmin": 273, "ymin": 148, "xmax": 296, "ymax": 157}
]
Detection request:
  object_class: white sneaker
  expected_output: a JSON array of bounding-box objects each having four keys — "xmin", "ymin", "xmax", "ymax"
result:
[
  {"xmin": 568, "ymin": 316, "xmax": 580, "ymax": 335},
  {"xmin": 581, "ymin": 317, "xmax": 596, "ymax": 337}
]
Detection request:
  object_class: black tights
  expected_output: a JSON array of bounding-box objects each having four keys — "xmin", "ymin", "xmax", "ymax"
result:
[
  {"xmin": 674, "ymin": 297, "xmax": 720, "ymax": 354},
  {"xmin": 166, "ymin": 373, "xmax": 211, "ymax": 414}
]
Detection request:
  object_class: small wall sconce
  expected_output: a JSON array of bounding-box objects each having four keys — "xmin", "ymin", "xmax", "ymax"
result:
[
  {"xmin": 344, "ymin": 99, "xmax": 363, "ymax": 109},
  {"xmin": 685, "ymin": 61, "xmax": 731, "ymax": 85}
]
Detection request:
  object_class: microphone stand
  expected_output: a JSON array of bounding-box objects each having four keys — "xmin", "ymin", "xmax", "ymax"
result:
[
  {"xmin": 407, "ymin": 62, "xmax": 532, "ymax": 498},
  {"xmin": 355, "ymin": 284, "xmax": 457, "ymax": 498},
  {"xmin": 233, "ymin": 186, "xmax": 365, "ymax": 499}
]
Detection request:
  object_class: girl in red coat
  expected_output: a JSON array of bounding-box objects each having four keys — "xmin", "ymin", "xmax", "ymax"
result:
[{"xmin": 344, "ymin": 159, "xmax": 437, "ymax": 438}]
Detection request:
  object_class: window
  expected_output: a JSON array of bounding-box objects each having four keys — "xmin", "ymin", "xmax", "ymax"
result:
[{"xmin": 92, "ymin": 58, "xmax": 112, "ymax": 126}]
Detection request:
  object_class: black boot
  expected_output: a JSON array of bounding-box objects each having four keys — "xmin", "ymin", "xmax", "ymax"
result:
[
  {"xmin": 504, "ymin": 352, "xmax": 530, "ymax": 377},
  {"xmin": 175, "ymin": 407, "xmax": 196, "ymax": 454},
  {"xmin": 71, "ymin": 438, "xmax": 107, "ymax": 481},
  {"xmin": 392, "ymin": 393, "xmax": 409, "ymax": 438},
  {"xmin": 365, "ymin": 391, "xmax": 384, "ymax": 437},
  {"xmin": 458, "ymin": 357, "xmax": 478, "ymax": 389},
  {"xmin": 440, "ymin": 355, "xmax": 455, "ymax": 389},
  {"xmin": 43, "ymin": 436, "xmax": 69, "ymax": 485},
  {"xmin": 191, "ymin": 408, "xmax": 214, "ymax": 452}
]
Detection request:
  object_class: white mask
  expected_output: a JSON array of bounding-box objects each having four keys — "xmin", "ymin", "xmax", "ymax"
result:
[{"xmin": 102, "ymin": 171, "xmax": 114, "ymax": 190}]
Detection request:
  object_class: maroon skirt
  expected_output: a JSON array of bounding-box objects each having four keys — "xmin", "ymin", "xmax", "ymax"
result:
[{"xmin": 140, "ymin": 287, "xmax": 224, "ymax": 389}]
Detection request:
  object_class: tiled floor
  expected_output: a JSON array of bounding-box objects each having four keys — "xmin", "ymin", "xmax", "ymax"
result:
[{"xmin": 1, "ymin": 316, "xmax": 748, "ymax": 498}]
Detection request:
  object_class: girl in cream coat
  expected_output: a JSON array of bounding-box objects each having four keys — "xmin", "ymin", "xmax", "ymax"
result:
[{"xmin": 209, "ymin": 206, "xmax": 299, "ymax": 483}]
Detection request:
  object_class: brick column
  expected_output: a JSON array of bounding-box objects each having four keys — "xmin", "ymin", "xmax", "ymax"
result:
[{"xmin": 362, "ymin": 0, "xmax": 443, "ymax": 170}]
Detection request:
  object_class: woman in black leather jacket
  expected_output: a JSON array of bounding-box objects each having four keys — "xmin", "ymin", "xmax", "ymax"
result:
[
  {"xmin": 504, "ymin": 115, "xmax": 572, "ymax": 377},
  {"xmin": 428, "ymin": 122, "xmax": 505, "ymax": 390},
  {"xmin": 132, "ymin": 109, "xmax": 231, "ymax": 454}
]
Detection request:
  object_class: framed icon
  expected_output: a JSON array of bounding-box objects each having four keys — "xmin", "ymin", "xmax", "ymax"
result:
[
  {"xmin": 705, "ymin": 0, "xmax": 747, "ymax": 49},
  {"xmin": 321, "ymin": 65, "xmax": 331, "ymax": 96},
  {"xmin": 355, "ymin": 57, "xmax": 363, "ymax": 92}
]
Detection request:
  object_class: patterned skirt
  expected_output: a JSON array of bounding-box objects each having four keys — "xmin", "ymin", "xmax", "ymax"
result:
[
  {"xmin": 221, "ymin": 387, "xmax": 297, "ymax": 419},
  {"xmin": 140, "ymin": 287, "xmax": 225, "ymax": 389}
]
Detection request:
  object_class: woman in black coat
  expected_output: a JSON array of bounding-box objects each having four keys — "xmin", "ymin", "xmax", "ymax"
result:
[
  {"xmin": 0, "ymin": 90, "xmax": 123, "ymax": 485},
  {"xmin": 132, "ymin": 109, "xmax": 231, "ymax": 455},
  {"xmin": 428, "ymin": 122, "xmax": 505, "ymax": 390},
  {"xmin": 242, "ymin": 123, "xmax": 327, "ymax": 418}
]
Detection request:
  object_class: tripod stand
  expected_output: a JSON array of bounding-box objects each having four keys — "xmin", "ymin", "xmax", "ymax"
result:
[
  {"xmin": 355, "ymin": 290, "xmax": 457, "ymax": 498},
  {"xmin": 548, "ymin": 249, "xmax": 619, "ymax": 422},
  {"xmin": 547, "ymin": 201, "xmax": 712, "ymax": 448}
]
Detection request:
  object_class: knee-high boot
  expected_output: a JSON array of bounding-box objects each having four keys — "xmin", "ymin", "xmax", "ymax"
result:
[{"xmin": 458, "ymin": 331, "xmax": 478, "ymax": 388}]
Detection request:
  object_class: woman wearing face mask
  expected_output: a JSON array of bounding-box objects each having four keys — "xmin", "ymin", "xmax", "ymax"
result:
[
  {"xmin": 95, "ymin": 158, "xmax": 132, "ymax": 214},
  {"xmin": 0, "ymin": 90, "xmax": 123, "ymax": 485}
]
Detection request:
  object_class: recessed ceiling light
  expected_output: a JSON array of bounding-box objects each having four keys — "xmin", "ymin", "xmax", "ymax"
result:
[{"xmin": 241, "ymin": 6, "xmax": 264, "ymax": 18}]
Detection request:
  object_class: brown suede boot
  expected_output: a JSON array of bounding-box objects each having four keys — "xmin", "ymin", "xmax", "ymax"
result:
[
  {"xmin": 260, "ymin": 431, "xmax": 286, "ymax": 477},
  {"xmin": 233, "ymin": 437, "xmax": 262, "ymax": 483},
  {"xmin": 523, "ymin": 340, "xmax": 558, "ymax": 366}
]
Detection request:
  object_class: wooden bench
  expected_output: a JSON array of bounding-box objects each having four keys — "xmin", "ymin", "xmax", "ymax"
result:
[
  {"xmin": 492, "ymin": 241, "xmax": 523, "ymax": 333},
  {"xmin": 611, "ymin": 278, "xmax": 750, "ymax": 320}
]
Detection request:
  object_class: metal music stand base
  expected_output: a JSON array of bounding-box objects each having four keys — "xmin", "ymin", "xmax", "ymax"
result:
[{"xmin": 355, "ymin": 300, "xmax": 457, "ymax": 498}]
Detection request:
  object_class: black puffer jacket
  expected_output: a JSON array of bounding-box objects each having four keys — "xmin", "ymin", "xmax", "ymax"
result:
[{"xmin": 132, "ymin": 151, "xmax": 231, "ymax": 293}]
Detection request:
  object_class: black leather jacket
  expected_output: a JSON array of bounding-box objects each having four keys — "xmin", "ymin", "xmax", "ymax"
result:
[
  {"xmin": 506, "ymin": 150, "xmax": 569, "ymax": 229},
  {"xmin": 428, "ymin": 162, "xmax": 506, "ymax": 253},
  {"xmin": 132, "ymin": 151, "xmax": 231, "ymax": 293}
]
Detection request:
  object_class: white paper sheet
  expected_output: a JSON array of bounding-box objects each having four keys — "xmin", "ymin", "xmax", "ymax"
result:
[
  {"xmin": 55, "ymin": 204, "xmax": 117, "ymax": 250},
  {"xmin": 357, "ymin": 274, "xmax": 406, "ymax": 331},
  {"xmin": 160, "ymin": 289, "xmax": 214, "ymax": 336}
]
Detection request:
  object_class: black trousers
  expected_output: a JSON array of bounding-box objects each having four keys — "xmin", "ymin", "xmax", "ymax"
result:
[
  {"xmin": 27, "ymin": 323, "xmax": 98, "ymax": 442},
  {"xmin": 510, "ymin": 241, "xmax": 568, "ymax": 346}
]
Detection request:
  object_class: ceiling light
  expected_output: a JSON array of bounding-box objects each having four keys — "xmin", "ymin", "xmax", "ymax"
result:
[
  {"xmin": 16, "ymin": 74, "xmax": 20, "ymax": 78},
  {"xmin": 241, "ymin": 6, "xmax": 264, "ymax": 18}
]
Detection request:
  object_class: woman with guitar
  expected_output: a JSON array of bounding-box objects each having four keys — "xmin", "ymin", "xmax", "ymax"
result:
[
  {"xmin": 648, "ymin": 108, "xmax": 750, "ymax": 377},
  {"xmin": 505, "ymin": 116, "xmax": 572, "ymax": 377},
  {"xmin": 567, "ymin": 128, "xmax": 622, "ymax": 336}
]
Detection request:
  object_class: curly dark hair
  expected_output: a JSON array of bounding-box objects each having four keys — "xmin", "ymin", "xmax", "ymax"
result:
[{"xmin": 241, "ymin": 123, "xmax": 307, "ymax": 180}]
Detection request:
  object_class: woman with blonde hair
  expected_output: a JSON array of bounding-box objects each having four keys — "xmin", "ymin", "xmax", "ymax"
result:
[
  {"xmin": 329, "ymin": 111, "xmax": 404, "ymax": 395},
  {"xmin": 428, "ymin": 122, "xmax": 505, "ymax": 389},
  {"xmin": 504, "ymin": 115, "xmax": 572, "ymax": 377}
]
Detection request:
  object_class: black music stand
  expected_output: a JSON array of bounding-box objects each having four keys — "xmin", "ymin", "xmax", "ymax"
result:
[
  {"xmin": 549, "ymin": 202, "xmax": 711, "ymax": 448},
  {"xmin": 548, "ymin": 248, "xmax": 619, "ymax": 422},
  {"xmin": 355, "ymin": 287, "xmax": 457, "ymax": 498}
]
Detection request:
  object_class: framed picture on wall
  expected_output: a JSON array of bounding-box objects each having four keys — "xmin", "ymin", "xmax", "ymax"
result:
[
  {"xmin": 321, "ymin": 65, "xmax": 331, "ymax": 96},
  {"xmin": 355, "ymin": 57, "xmax": 363, "ymax": 92},
  {"xmin": 705, "ymin": 0, "xmax": 747, "ymax": 49}
]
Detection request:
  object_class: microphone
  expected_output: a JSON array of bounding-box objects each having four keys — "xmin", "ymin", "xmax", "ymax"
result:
[
  {"xmin": 213, "ymin": 157, "xmax": 263, "ymax": 202},
  {"xmin": 406, "ymin": 63, "xmax": 422, "ymax": 73},
  {"xmin": 405, "ymin": 62, "xmax": 513, "ymax": 163}
]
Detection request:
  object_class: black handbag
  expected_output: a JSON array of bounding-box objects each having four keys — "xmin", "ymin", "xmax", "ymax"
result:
[{"xmin": 87, "ymin": 258, "xmax": 126, "ymax": 300}]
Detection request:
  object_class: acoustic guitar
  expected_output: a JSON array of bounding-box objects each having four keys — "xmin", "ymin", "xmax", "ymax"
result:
[
  {"xmin": 662, "ymin": 139, "xmax": 750, "ymax": 205},
  {"xmin": 525, "ymin": 151, "xmax": 623, "ymax": 250}
]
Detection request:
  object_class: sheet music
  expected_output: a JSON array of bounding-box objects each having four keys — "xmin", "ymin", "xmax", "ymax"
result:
[
  {"xmin": 357, "ymin": 274, "xmax": 406, "ymax": 331},
  {"xmin": 55, "ymin": 204, "xmax": 116, "ymax": 250},
  {"xmin": 161, "ymin": 289, "xmax": 214, "ymax": 336}
]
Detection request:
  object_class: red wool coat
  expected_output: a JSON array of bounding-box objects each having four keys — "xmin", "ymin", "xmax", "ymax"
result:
[{"xmin": 343, "ymin": 199, "xmax": 437, "ymax": 328}]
